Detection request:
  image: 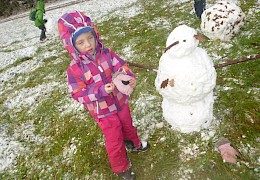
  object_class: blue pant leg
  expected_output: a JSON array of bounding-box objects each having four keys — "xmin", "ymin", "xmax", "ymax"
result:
[{"xmin": 194, "ymin": 0, "xmax": 206, "ymax": 18}]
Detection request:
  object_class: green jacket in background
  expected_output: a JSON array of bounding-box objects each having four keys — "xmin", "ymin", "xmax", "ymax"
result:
[{"xmin": 34, "ymin": 0, "xmax": 45, "ymax": 27}]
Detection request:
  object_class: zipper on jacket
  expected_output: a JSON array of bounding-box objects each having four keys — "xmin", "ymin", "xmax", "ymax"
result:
[
  {"xmin": 96, "ymin": 101, "xmax": 99, "ymax": 114},
  {"xmin": 95, "ymin": 53, "xmax": 122, "ymax": 112},
  {"xmin": 98, "ymin": 65, "xmax": 103, "ymax": 72}
]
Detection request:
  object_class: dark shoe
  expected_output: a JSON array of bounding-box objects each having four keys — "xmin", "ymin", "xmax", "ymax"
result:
[
  {"xmin": 136, "ymin": 141, "xmax": 150, "ymax": 152},
  {"xmin": 118, "ymin": 168, "xmax": 136, "ymax": 180},
  {"xmin": 40, "ymin": 36, "xmax": 47, "ymax": 41},
  {"xmin": 124, "ymin": 140, "xmax": 150, "ymax": 152},
  {"xmin": 124, "ymin": 140, "xmax": 135, "ymax": 152}
]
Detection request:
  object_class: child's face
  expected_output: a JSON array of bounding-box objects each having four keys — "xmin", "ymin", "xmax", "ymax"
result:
[{"xmin": 75, "ymin": 31, "xmax": 96, "ymax": 55}]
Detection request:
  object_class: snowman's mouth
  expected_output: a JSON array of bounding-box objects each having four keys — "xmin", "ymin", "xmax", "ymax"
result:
[
  {"xmin": 122, "ymin": 80, "xmax": 130, "ymax": 85},
  {"xmin": 164, "ymin": 41, "xmax": 179, "ymax": 53}
]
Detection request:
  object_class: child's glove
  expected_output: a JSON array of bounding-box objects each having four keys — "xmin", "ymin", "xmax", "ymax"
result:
[
  {"xmin": 216, "ymin": 138, "xmax": 240, "ymax": 163},
  {"xmin": 112, "ymin": 72, "xmax": 133, "ymax": 96}
]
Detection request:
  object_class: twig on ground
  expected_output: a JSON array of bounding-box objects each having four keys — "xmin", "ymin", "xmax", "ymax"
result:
[
  {"xmin": 126, "ymin": 61, "xmax": 157, "ymax": 72},
  {"xmin": 250, "ymin": 43, "xmax": 260, "ymax": 46}
]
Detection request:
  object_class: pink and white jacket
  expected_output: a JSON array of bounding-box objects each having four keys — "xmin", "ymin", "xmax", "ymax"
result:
[{"xmin": 58, "ymin": 11, "xmax": 135, "ymax": 118}]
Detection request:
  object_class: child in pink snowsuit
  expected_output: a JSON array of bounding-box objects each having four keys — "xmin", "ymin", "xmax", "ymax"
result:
[{"xmin": 58, "ymin": 11, "xmax": 149, "ymax": 179}]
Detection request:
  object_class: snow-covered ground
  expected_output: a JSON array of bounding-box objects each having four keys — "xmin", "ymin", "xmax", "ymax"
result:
[
  {"xmin": 0, "ymin": 0, "xmax": 259, "ymax": 178},
  {"xmin": 0, "ymin": 0, "xmax": 140, "ymax": 66}
]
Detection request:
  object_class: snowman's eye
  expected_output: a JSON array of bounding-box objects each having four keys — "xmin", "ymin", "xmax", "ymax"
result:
[{"xmin": 183, "ymin": 40, "xmax": 186, "ymax": 42}]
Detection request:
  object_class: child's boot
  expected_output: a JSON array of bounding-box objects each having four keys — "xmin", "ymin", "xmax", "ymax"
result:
[
  {"xmin": 136, "ymin": 141, "xmax": 150, "ymax": 152},
  {"xmin": 124, "ymin": 140, "xmax": 135, "ymax": 152},
  {"xmin": 124, "ymin": 140, "xmax": 150, "ymax": 152}
]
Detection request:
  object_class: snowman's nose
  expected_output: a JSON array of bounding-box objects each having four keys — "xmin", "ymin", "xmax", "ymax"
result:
[{"xmin": 164, "ymin": 41, "xmax": 179, "ymax": 53}]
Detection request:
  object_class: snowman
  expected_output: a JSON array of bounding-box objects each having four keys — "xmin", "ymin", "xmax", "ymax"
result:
[
  {"xmin": 155, "ymin": 25, "xmax": 216, "ymax": 133},
  {"xmin": 201, "ymin": 0, "xmax": 245, "ymax": 41}
]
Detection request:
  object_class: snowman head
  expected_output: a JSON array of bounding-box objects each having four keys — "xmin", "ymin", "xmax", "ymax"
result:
[{"xmin": 165, "ymin": 25, "xmax": 200, "ymax": 58}]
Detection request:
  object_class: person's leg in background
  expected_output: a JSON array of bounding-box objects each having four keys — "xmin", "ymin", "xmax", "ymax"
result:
[
  {"xmin": 194, "ymin": 0, "xmax": 206, "ymax": 18},
  {"xmin": 38, "ymin": 24, "xmax": 46, "ymax": 41}
]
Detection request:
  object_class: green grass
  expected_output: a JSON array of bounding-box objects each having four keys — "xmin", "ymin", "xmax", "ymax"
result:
[{"xmin": 0, "ymin": 0, "xmax": 259, "ymax": 179}]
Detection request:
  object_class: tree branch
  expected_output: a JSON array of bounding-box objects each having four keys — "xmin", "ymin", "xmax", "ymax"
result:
[
  {"xmin": 126, "ymin": 54, "xmax": 260, "ymax": 71},
  {"xmin": 214, "ymin": 54, "xmax": 260, "ymax": 69}
]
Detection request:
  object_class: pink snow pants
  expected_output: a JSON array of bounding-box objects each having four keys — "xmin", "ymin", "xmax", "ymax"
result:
[{"xmin": 94, "ymin": 104, "xmax": 141, "ymax": 173}]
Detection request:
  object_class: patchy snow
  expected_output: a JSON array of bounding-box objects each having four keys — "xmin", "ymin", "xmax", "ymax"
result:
[
  {"xmin": 0, "ymin": 120, "xmax": 50, "ymax": 172},
  {"xmin": 132, "ymin": 93, "xmax": 160, "ymax": 140},
  {"xmin": 0, "ymin": 125, "xmax": 26, "ymax": 172},
  {"xmin": 59, "ymin": 97, "xmax": 85, "ymax": 117},
  {"xmin": 0, "ymin": 46, "xmax": 37, "ymax": 70},
  {"xmin": 147, "ymin": 17, "xmax": 171, "ymax": 30},
  {"xmin": 122, "ymin": 45, "xmax": 134, "ymax": 59},
  {"xmin": 4, "ymin": 81, "xmax": 60, "ymax": 110},
  {"xmin": 0, "ymin": 0, "xmax": 139, "ymax": 46},
  {"xmin": 170, "ymin": 0, "xmax": 190, "ymax": 4},
  {"xmin": 109, "ymin": 3, "xmax": 142, "ymax": 19}
]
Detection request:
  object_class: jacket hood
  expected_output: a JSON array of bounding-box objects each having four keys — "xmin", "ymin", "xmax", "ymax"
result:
[
  {"xmin": 58, "ymin": 11, "xmax": 103, "ymax": 61},
  {"xmin": 37, "ymin": 0, "xmax": 45, "ymax": 12}
]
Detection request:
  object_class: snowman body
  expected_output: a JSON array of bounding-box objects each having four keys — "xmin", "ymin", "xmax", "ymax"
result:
[{"xmin": 155, "ymin": 25, "xmax": 216, "ymax": 133}]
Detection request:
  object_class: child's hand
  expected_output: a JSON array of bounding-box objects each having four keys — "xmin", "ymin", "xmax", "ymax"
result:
[
  {"xmin": 129, "ymin": 78, "xmax": 136, "ymax": 88},
  {"xmin": 104, "ymin": 83, "xmax": 115, "ymax": 94}
]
